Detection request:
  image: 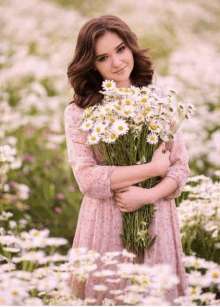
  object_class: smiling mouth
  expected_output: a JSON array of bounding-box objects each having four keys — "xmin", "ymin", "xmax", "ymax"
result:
[{"xmin": 114, "ymin": 66, "xmax": 126, "ymax": 73}]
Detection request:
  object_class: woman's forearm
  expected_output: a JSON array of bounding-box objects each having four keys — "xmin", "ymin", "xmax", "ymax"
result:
[
  {"xmin": 110, "ymin": 162, "xmax": 158, "ymax": 191},
  {"xmin": 148, "ymin": 176, "xmax": 178, "ymax": 203}
]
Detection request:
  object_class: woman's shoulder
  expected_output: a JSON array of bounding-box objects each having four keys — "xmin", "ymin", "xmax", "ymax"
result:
[
  {"xmin": 64, "ymin": 101, "xmax": 84, "ymax": 126},
  {"xmin": 65, "ymin": 101, "xmax": 84, "ymax": 115}
]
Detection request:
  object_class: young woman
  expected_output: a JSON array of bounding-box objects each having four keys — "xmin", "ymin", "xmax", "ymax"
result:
[{"xmin": 64, "ymin": 15, "xmax": 190, "ymax": 304}]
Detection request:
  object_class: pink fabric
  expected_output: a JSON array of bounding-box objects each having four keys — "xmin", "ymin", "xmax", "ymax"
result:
[{"xmin": 64, "ymin": 86, "xmax": 190, "ymax": 304}]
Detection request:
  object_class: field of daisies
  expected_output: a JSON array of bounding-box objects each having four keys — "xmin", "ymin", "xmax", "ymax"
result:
[{"xmin": 0, "ymin": 0, "xmax": 220, "ymax": 305}]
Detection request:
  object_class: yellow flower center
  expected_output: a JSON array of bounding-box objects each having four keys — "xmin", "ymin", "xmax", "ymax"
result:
[
  {"xmin": 91, "ymin": 136, "xmax": 96, "ymax": 141},
  {"xmin": 33, "ymin": 231, "xmax": 40, "ymax": 236},
  {"xmin": 110, "ymin": 117, "xmax": 115, "ymax": 123},
  {"xmin": 150, "ymin": 136, "xmax": 156, "ymax": 141},
  {"xmin": 85, "ymin": 123, "xmax": 90, "ymax": 128},
  {"xmin": 194, "ymin": 261, "xmax": 200, "ymax": 267},
  {"xmin": 141, "ymin": 98, "xmax": 147, "ymax": 103},
  {"xmin": 12, "ymin": 290, "xmax": 19, "ymax": 296},
  {"xmin": 145, "ymin": 106, "xmax": 151, "ymax": 111},
  {"xmin": 96, "ymin": 127, "xmax": 101, "ymax": 132},
  {"xmin": 190, "ymin": 288, "xmax": 197, "ymax": 294},
  {"xmin": 106, "ymin": 82, "xmax": 112, "ymax": 88},
  {"xmin": 150, "ymin": 124, "xmax": 158, "ymax": 130},
  {"xmin": 86, "ymin": 114, "xmax": 91, "ymax": 118},
  {"xmin": 212, "ymin": 272, "xmax": 219, "ymax": 278},
  {"xmin": 118, "ymin": 126, "xmax": 123, "ymax": 131},
  {"xmin": 116, "ymin": 105, "xmax": 122, "ymax": 110},
  {"xmin": 125, "ymin": 100, "xmax": 131, "ymax": 105},
  {"xmin": 137, "ymin": 116, "xmax": 143, "ymax": 121},
  {"xmin": 110, "ymin": 133, "xmax": 116, "ymax": 139}
]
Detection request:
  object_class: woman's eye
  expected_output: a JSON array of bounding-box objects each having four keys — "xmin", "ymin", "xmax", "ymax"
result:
[
  {"xmin": 98, "ymin": 46, "xmax": 125, "ymax": 62},
  {"xmin": 99, "ymin": 56, "xmax": 107, "ymax": 62},
  {"xmin": 118, "ymin": 46, "xmax": 125, "ymax": 53}
]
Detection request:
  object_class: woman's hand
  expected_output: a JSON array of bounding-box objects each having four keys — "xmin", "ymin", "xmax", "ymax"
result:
[
  {"xmin": 114, "ymin": 186, "xmax": 155, "ymax": 213},
  {"xmin": 151, "ymin": 142, "xmax": 171, "ymax": 178}
]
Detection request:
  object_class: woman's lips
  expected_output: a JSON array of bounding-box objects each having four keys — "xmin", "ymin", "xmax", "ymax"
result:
[{"xmin": 114, "ymin": 66, "xmax": 126, "ymax": 74}]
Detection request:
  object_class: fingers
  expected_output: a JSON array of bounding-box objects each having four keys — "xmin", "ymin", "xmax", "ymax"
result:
[{"xmin": 114, "ymin": 186, "xmax": 129, "ymax": 193}]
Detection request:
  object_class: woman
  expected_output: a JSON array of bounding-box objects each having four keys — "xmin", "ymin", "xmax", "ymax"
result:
[{"xmin": 64, "ymin": 15, "xmax": 189, "ymax": 304}]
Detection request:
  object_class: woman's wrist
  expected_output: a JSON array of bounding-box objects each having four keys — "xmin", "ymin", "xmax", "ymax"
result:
[
  {"xmin": 146, "ymin": 161, "xmax": 159, "ymax": 178},
  {"xmin": 141, "ymin": 187, "xmax": 158, "ymax": 205}
]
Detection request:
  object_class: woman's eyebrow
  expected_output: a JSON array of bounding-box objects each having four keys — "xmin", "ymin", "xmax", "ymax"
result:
[{"xmin": 95, "ymin": 42, "xmax": 124, "ymax": 59}]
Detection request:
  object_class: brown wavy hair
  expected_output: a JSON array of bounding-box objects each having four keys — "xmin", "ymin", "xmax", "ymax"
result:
[{"xmin": 67, "ymin": 15, "xmax": 155, "ymax": 109}]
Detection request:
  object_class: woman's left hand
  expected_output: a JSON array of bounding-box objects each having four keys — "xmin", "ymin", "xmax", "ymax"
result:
[{"xmin": 114, "ymin": 186, "xmax": 155, "ymax": 213}]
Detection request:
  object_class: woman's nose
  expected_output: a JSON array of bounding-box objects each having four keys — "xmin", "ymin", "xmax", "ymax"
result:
[{"xmin": 112, "ymin": 55, "xmax": 121, "ymax": 67}]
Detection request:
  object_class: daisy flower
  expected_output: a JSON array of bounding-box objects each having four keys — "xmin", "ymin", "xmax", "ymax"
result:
[
  {"xmin": 186, "ymin": 103, "xmax": 196, "ymax": 117},
  {"xmin": 80, "ymin": 119, "xmax": 93, "ymax": 131},
  {"xmin": 140, "ymin": 86, "xmax": 150, "ymax": 95},
  {"xmin": 102, "ymin": 80, "xmax": 116, "ymax": 91},
  {"xmin": 122, "ymin": 98, "xmax": 132, "ymax": 106},
  {"xmin": 112, "ymin": 120, "xmax": 129, "ymax": 136},
  {"xmin": 107, "ymin": 116, "xmax": 116, "ymax": 124},
  {"xmin": 167, "ymin": 86, "xmax": 178, "ymax": 95},
  {"xmin": 93, "ymin": 123, "xmax": 106, "ymax": 134},
  {"xmin": 149, "ymin": 121, "xmax": 162, "ymax": 133},
  {"xmin": 87, "ymin": 133, "xmax": 100, "ymax": 145},
  {"xmin": 139, "ymin": 96, "xmax": 148, "ymax": 105},
  {"xmin": 199, "ymin": 292, "xmax": 216, "ymax": 303},
  {"xmin": 129, "ymin": 85, "xmax": 140, "ymax": 95},
  {"xmin": 103, "ymin": 132, "xmax": 117, "ymax": 143},
  {"xmin": 146, "ymin": 133, "xmax": 158, "ymax": 145},
  {"xmin": 122, "ymin": 106, "xmax": 135, "ymax": 118},
  {"xmin": 178, "ymin": 101, "xmax": 187, "ymax": 111},
  {"xmin": 95, "ymin": 111, "xmax": 105, "ymax": 120},
  {"xmin": 132, "ymin": 101, "xmax": 139, "ymax": 107},
  {"xmin": 102, "ymin": 104, "xmax": 114, "ymax": 114},
  {"xmin": 134, "ymin": 114, "xmax": 144, "ymax": 124}
]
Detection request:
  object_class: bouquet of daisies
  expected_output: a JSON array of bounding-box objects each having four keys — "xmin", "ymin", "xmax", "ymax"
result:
[{"xmin": 78, "ymin": 80, "xmax": 195, "ymax": 260}]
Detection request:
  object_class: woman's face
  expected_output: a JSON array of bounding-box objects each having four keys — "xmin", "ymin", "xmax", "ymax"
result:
[{"xmin": 94, "ymin": 31, "xmax": 134, "ymax": 88}]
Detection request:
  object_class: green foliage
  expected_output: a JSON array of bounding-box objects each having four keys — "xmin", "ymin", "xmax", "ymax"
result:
[
  {"xmin": 50, "ymin": 0, "xmax": 109, "ymax": 16},
  {"xmin": 40, "ymin": 78, "xmax": 58, "ymax": 97},
  {"xmin": 2, "ymin": 125, "xmax": 83, "ymax": 254},
  {"xmin": 182, "ymin": 224, "xmax": 220, "ymax": 265}
]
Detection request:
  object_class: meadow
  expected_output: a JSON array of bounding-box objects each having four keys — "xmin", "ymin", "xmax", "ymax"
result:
[{"xmin": 0, "ymin": 0, "xmax": 220, "ymax": 305}]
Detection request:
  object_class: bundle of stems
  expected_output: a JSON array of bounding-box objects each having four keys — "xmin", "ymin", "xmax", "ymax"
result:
[{"xmin": 100, "ymin": 126, "xmax": 162, "ymax": 262}]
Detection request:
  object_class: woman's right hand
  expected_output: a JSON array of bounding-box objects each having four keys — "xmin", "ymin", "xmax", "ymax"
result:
[{"xmin": 151, "ymin": 142, "xmax": 171, "ymax": 178}]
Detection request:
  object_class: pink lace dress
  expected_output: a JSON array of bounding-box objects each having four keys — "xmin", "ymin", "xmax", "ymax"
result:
[{"xmin": 64, "ymin": 86, "xmax": 190, "ymax": 304}]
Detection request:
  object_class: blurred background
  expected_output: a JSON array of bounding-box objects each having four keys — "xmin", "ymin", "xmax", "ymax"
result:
[{"xmin": 0, "ymin": 0, "xmax": 220, "ymax": 253}]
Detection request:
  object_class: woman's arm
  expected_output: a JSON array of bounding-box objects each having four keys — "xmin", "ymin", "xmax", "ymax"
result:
[
  {"xmin": 110, "ymin": 142, "xmax": 171, "ymax": 191},
  {"xmin": 145, "ymin": 177, "xmax": 178, "ymax": 203},
  {"xmin": 65, "ymin": 104, "xmax": 171, "ymax": 198},
  {"xmin": 114, "ymin": 178, "xmax": 177, "ymax": 213}
]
